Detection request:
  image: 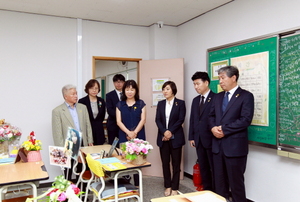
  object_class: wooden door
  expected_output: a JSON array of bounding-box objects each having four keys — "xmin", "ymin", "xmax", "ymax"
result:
[{"xmin": 139, "ymin": 58, "xmax": 184, "ymax": 177}]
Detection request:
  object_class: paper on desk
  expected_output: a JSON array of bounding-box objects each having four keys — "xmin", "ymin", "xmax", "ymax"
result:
[
  {"xmin": 186, "ymin": 192, "xmax": 225, "ymax": 202},
  {"xmin": 97, "ymin": 157, "xmax": 120, "ymax": 164},
  {"xmin": 0, "ymin": 158, "xmax": 15, "ymax": 164},
  {"xmin": 102, "ymin": 162, "xmax": 127, "ymax": 171}
]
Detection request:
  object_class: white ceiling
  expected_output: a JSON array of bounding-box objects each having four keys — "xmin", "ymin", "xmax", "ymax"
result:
[{"xmin": 0, "ymin": 0, "xmax": 233, "ymax": 27}]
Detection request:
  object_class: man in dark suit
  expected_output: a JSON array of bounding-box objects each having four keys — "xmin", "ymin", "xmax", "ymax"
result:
[
  {"xmin": 189, "ymin": 71, "xmax": 215, "ymax": 191},
  {"xmin": 106, "ymin": 74, "xmax": 125, "ymax": 144},
  {"xmin": 209, "ymin": 66, "xmax": 254, "ymax": 202}
]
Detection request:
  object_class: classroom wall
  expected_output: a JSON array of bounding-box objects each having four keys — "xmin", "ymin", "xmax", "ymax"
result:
[
  {"xmin": 178, "ymin": 0, "xmax": 300, "ymax": 201},
  {"xmin": 0, "ymin": 9, "xmax": 179, "ymax": 184},
  {"xmin": 0, "ymin": 10, "xmax": 78, "ymax": 180},
  {"xmin": 149, "ymin": 25, "xmax": 178, "ymax": 60},
  {"xmin": 0, "ymin": 10, "xmax": 151, "ymax": 183}
]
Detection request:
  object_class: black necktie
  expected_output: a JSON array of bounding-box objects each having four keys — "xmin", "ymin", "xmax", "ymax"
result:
[
  {"xmin": 222, "ymin": 92, "xmax": 230, "ymax": 113},
  {"xmin": 199, "ymin": 96, "xmax": 205, "ymax": 114},
  {"xmin": 119, "ymin": 92, "xmax": 122, "ymax": 100}
]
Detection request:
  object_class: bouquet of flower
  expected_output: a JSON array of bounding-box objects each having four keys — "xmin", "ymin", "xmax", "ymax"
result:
[
  {"xmin": 0, "ymin": 119, "xmax": 22, "ymax": 142},
  {"xmin": 26, "ymin": 175, "xmax": 83, "ymax": 202},
  {"xmin": 22, "ymin": 131, "xmax": 42, "ymax": 151},
  {"xmin": 121, "ymin": 138, "xmax": 153, "ymax": 161}
]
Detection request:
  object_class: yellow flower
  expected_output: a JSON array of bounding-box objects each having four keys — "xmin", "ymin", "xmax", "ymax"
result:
[{"xmin": 22, "ymin": 138, "xmax": 42, "ymax": 151}]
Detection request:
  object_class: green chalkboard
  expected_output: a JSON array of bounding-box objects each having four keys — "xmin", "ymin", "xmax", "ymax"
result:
[
  {"xmin": 278, "ymin": 34, "xmax": 300, "ymax": 148},
  {"xmin": 208, "ymin": 36, "xmax": 278, "ymax": 146}
]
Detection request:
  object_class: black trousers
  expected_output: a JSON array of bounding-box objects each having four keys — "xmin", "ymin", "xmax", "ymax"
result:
[
  {"xmin": 196, "ymin": 143, "xmax": 214, "ymax": 191},
  {"xmin": 159, "ymin": 141, "xmax": 182, "ymax": 190},
  {"xmin": 213, "ymin": 147, "xmax": 247, "ymax": 202}
]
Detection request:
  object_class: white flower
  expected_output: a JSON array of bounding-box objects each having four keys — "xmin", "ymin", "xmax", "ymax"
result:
[{"xmin": 7, "ymin": 133, "xmax": 13, "ymax": 138}]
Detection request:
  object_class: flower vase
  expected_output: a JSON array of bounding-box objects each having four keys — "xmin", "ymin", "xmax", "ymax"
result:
[
  {"xmin": 0, "ymin": 140, "xmax": 9, "ymax": 158},
  {"xmin": 131, "ymin": 155, "xmax": 146, "ymax": 165},
  {"xmin": 27, "ymin": 150, "xmax": 42, "ymax": 162}
]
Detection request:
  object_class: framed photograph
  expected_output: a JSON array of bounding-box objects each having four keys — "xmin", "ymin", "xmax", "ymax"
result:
[
  {"xmin": 211, "ymin": 60, "xmax": 229, "ymax": 80},
  {"xmin": 49, "ymin": 146, "xmax": 71, "ymax": 168},
  {"xmin": 64, "ymin": 127, "xmax": 82, "ymax": 160}
]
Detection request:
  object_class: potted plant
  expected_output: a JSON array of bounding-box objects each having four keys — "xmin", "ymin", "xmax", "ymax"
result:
[
  {"xmin": 22, "ymin": 131, "xmax": 42, "ymax": 162},
  {"xmin": 121, "ymin": 138, "xmax": 153, "ymax": 165}
]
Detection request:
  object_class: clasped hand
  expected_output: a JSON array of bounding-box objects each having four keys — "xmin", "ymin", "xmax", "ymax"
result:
[
  {"xmin": 126, "ymin": 131, "xmax": 137, "ymax": 140},
  {"xmin": 211, "ymin": 126, "xmax": 224, "ymax": 138},
  {"xmin": 162, "ymin": 130, "xmax": 172, "ymax": 141}
]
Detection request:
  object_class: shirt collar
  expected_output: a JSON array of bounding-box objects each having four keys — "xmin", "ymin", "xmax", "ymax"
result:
[
  {"xmin": 65, "ymin": 102, "xmax": 77, "ymax": 108},
  {"xmin": 202, "ymin": 90, "xmax": 210, "ymax": 98},
  {"xmin": 228, "ymin": 85, "xmax": 239, "ymax": 95},
  {"xmin": 167, "ymin": 97, "xmax": 175, "ymax": 105}
]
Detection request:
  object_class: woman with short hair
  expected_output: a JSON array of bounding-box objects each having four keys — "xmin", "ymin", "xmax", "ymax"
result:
[{"xmin": 155, "ymin": 81, "xmax": 186, "ymax": 196}]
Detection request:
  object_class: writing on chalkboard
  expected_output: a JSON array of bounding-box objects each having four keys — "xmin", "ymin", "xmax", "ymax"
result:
[{"xmin": 279, "ymin": 34, "xmax": 300, "ymax": 149}]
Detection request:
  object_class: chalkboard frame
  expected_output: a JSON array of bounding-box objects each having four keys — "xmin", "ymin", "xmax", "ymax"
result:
[{"xmin": 207, "ymin": 36, "xmax": 278, "ymax": 149}]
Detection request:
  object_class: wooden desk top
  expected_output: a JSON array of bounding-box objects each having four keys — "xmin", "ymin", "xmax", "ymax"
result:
[
  {"xmin": 0, "ymin": 161, "xmax": 49, "ymax": 186},
  {"xmin": 80, "ymin": 145, "xmax": 151, "ymax": 170},
  {"xmin": 80, "ymin": 145, "xmax": 117, "ymax": 156},
  {"xmin": 151, "ymin": 191, "xmax": 226, "ymax": 202}
]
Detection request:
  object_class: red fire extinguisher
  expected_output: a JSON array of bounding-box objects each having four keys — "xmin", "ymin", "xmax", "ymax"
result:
[{"xmin": 193, "ymin": 161, "xmax": 204, "ymax": 191}]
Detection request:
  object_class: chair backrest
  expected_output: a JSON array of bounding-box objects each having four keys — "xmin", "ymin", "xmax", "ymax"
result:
[{"xmin": 86, "ymin": 153, "xmax": 104, "ymax": 177}]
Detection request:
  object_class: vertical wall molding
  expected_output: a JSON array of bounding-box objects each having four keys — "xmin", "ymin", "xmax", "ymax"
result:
[{"xmin": 77, "ymin": 18, "xmax": 83, "ymax": 97}]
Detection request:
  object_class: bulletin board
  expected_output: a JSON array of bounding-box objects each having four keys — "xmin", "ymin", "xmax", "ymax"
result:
[{"xmin": 207, "ymin": 36, "xmax": 278, "ymax": 147}]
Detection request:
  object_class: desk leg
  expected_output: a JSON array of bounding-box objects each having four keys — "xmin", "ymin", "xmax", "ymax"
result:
[
  {"xmin": 138, "ymin": 169, "xmax": 143, "ymax": 202},
  {"xmin": 113, "ymin": 168, "xmax": 143, "ymax": 202},
  {"xmin": 114, "ymin": 172, "xmax": 119, "ymax": 201}
]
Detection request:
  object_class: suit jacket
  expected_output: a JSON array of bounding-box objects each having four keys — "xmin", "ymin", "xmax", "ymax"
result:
[
  {"xmin": 189, "ymin": 91, "xmax": 215, "ymax": 149},
  {"xmin": 78, "ymin": 95, "xmax": 106, "ymax": 145},
  {"xmin": 106, "ymin": 90, "xmax": 120, "ymax": 129},
  {"xmin": 156, "ymin": 98, "xmax": 186, "ymax": 148},
  {"xmin": 52, "ymin": 102, "xmax": 93, "ymax": 147},
  {"xmin": 209, "ymin": 87, "xmax": 254, "ymax": 157}
]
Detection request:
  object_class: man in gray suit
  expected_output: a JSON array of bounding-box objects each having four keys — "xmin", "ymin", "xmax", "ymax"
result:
[
  {"xmin": 52, "ymin": 84, "xmax": 93, "ymax": 181},
  {"xmin": 52, "ymin": 84, "xmax": 93, "ymax": 147}
]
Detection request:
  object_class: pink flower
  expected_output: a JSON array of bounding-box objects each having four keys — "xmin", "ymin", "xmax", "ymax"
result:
[
  {"xmin": 141, "ymin": 148, "xmax": 148, "ymax": 154},
  {"xmin": 57, "ymin": 192, "xmax": 67, "ymax": 201}
]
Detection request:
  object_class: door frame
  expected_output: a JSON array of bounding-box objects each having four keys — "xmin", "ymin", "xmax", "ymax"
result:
[{"xmin": 92, "ymin": 56, "xmax": 142, "ymax": 83}]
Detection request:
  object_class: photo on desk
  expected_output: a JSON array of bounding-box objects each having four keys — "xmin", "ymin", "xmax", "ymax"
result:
[
  {"xmin": 64, "ymin": 127, "xmax": 82, "ymax": 160},
  {"xmin": 49, "ymin": 146, "xmax": 71, "ymax": 168}
]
